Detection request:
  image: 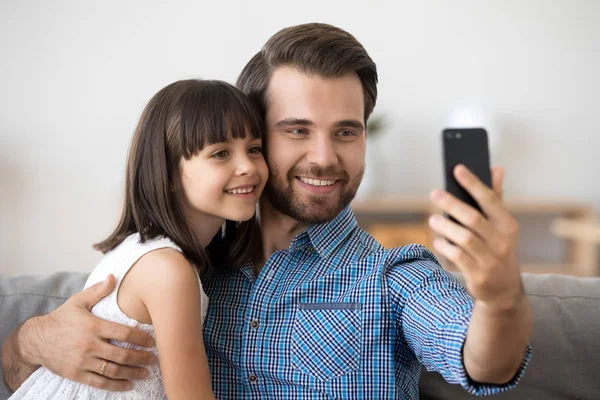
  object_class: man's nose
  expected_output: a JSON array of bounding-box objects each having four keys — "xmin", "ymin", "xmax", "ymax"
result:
[{"xmin": 306, "ymin": 136, "xmax": 338, "ymax": 167}]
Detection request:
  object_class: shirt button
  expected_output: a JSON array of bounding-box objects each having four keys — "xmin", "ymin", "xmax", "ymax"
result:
[
  {"xmin": 307, "ymin": 246, "xmax": 315, "ymax": 253},
  {"xmin": 250, "ymin": 319, "xmax": 259, "ymax": 329},
  {"xmin": 248, "ymin": 373, "xmax": 257, "ymax": 383}
]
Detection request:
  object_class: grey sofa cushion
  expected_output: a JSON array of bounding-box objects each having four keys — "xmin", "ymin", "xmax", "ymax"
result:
[
  {"xmin": 419, "ymin": 273, "xmax": 600, "ymax": 400},
  {"xmin": 0, "ymin": 272, "xmax": 88, "ymax": 399}
]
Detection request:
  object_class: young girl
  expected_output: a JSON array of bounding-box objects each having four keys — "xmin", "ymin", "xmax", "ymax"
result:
[{"xmin": 10, "ymin": 79, "xmax": 268, "ymax": 399}]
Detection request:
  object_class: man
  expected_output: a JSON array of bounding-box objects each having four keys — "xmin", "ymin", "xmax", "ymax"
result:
[{"xmin": 2, "ymin": 23, "xmax": 532, "ymax": 399}]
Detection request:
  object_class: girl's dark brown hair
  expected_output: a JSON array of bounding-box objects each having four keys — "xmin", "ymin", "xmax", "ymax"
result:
[{"xmin": 94, "ymin": 79, "xmax": 264, "ymax": 274}]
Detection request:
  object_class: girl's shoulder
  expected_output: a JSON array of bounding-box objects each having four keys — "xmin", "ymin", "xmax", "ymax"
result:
[
  {"xmin": 116, "ymin": 238, "xmax": 202, "ymax": 325},
  {"xmin": 118, "ymin": 233, "xmax": 196, "ymax": 287},
  {"xmin": 114, "ymin": 233, "xmax": 183, "ymax": 257},
  {"xmin": 86, "ymin": 233, "xmax": 187, "ymax": 289},
  {"xmin": 125, "ymin": 243, "xmax": 200, "ymax": 297}
]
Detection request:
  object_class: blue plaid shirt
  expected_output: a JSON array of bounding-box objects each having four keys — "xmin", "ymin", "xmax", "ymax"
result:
[{"xmin": 203, "ymin": 206, "xmax": 530, "ymax": 399}]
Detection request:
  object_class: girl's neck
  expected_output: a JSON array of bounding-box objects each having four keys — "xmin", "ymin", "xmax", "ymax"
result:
[{"xmin": 184, "ymin": 210, "xmax": 224, "ymax": 248}]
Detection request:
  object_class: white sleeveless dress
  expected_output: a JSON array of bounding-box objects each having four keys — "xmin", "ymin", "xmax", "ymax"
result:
[{"xmin": 9, "ymin": 233, "xmax": 209, "ymax": 400}]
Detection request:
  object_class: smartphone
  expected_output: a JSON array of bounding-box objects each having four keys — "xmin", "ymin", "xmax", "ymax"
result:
[{"xmin": 442, "ymin": 127, "xmax": 492, "ymax": 219}]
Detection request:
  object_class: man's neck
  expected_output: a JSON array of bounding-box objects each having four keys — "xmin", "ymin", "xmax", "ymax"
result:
[{"xmin": 254, "ymin": 199, "xmax": 307, "ymax": 273}]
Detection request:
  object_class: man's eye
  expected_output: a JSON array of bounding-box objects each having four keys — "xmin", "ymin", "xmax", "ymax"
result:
[
  {"xmin": 249, "ymin": 146, "xmax": 262, "ymax": 154},
  {"xmin": 211, "ymin": 150, "xmax": 229, "ymax": 159},
  {"xmin": 289, "ymin": 128, "xmax": 308, "ymax": 136},
  {"xmin": 338, "ymin": 130, "xmax": 356, "ymax": 137}
]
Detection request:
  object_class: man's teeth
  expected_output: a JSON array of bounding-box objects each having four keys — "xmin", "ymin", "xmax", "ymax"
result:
[
  {"xmin": 228, "ymin": 186, "xmax": 254, "ymax": 194},
  {"xmin": 299, "ymin": 177, "xmax": 336, "ymax": 187}
]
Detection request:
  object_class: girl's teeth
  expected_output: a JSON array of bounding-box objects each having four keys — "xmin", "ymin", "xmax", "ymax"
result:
[{"xmin": 229, "ymin": 186, "xmax": 254, "ymax": 194}]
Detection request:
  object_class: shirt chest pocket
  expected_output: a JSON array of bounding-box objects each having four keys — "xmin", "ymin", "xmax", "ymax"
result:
[{"xmin": 291, "ymin": 302, "xmax": 362, "ymax": 381}]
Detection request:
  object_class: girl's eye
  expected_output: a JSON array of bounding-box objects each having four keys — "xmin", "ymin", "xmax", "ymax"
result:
[
  {"xmin": 211, "ymin": 150, "xmax": 229, "ymax": 160},
  {"xmin": 249, "ymin": 145, "xmax": 262, "ymax": 154}
]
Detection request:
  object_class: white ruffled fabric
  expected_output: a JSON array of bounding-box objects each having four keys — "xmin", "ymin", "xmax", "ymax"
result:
[{"xmin": 10, "ymin": 233, "xmax": 208, "ymax": 399}]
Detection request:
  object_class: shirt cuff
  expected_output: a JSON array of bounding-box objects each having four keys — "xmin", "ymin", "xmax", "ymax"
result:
[{"xmin": 443, "ymin": 312, "xmax": 533, "ymax": 397}]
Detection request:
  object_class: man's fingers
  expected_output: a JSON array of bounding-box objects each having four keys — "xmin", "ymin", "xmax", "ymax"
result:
[
  {"xmin": 80, "ymin": 372, "xmax": 133, "ymax": 392},
  {"xmin": 453, "ymin": 165, "xmax": 505, "ymax": 220},
  {"xmin": 432, "ymin": 238, "xmax": 477, "ymax": 273},
  {"xmin": 428, "ymin": 215, "xmax": 489, "ymax": 262},
  {"xmin": 491, "ymin": 166, "xmax": 505, "ymax": 199},
  {"xmin": 97, "ymin": 320, "xmax": 155, "ymax": 348},
  {"xmin": 429, "ymin": 188, "xmax": 517, "ymax": 260},
  {"xmin": 98, "ymin": 341, "xmax": 155, "ymax": 367},
  {"xmin": 76, "ymin": 275, "xmax": 117, "ymax": 310},
  {"xmin": 100, "ymin": 360, "xmax": 149, "ymax": 381},
  {"xmin": 86, "ymin": 355, "xmax": 149, "ymax": 381},
  {"xmin": 429, "ymin": 190, "xmax": 494, "ymax": 240}
]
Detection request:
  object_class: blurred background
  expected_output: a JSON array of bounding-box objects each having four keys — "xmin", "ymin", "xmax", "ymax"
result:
[{"xmin": 1, "ymin": 0, "xmax": 599, "ymax": 276}]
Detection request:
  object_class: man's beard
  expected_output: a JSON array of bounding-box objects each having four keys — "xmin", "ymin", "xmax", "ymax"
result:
[{"xmin": 263, "ymin": 164, "xmax": 364, "ymax": 224}]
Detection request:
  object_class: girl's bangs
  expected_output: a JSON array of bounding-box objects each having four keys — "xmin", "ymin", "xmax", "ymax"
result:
[{"xmin": 179, "ymin": 81, "xmax": 264, "ymax": 159}]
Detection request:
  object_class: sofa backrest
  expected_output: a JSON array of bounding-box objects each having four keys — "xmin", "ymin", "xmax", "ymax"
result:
[{"xmin": 0, "ymin": 272, "xmax": 88, "ymax": 399}]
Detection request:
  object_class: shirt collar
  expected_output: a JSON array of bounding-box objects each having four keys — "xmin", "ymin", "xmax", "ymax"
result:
[{"xmin": 289, "ymin": 205, "xmax": 357, "ymax": 258}]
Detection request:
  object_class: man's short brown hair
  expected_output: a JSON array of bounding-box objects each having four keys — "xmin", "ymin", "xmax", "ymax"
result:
[{"xmin": 236, "ymin": 23, "xmax": 378, "ymax": 123}]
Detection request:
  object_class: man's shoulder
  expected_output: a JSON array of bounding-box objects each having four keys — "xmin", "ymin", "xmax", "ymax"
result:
[
  {"xmin": 373, "ymin": 244, "xmax": 445, "ymax": 284},
  {"xmin": 351, "ymin": 227, "xmax": 440, "ymax": 267},
  {"xmin": 381, "ymin": 243, "xmax": 440, "ymax": 266},
  {"xmin": 350, "ymin": 229, "xmax": 457, "ymax": 287}
]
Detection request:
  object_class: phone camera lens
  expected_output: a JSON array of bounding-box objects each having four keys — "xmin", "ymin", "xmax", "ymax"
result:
[
  {"xmin": 445, "ymin": 132, "xmax": 453, "ymax": 139},
  {"xmin": 456, "ymin": 133, "xmax": 462, "ymax": 139}
]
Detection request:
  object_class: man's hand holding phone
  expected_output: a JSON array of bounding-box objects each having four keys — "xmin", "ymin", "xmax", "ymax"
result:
[
  {"xmin": 428, "ymin": 164, "xmax": 523, "ymax": 309},
  {"xmin": 429, "ymin": 146, "xmax": 533, "ymax": 384},
  {"xmin": 428, "ymin": 128, "xmax": 533, "ymax": 384}
]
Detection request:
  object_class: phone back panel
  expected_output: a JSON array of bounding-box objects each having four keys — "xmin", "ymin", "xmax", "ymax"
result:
[{"xmin": 442, "ymin": 128, "xmax": 492, "ymax": 214}]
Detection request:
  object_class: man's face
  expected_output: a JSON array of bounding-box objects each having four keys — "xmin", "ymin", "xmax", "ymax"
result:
[{"xmin": 263, "ymin": 67, "xmax": 366, "ymax": 224}]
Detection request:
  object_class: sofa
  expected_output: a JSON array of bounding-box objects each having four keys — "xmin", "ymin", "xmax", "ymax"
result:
[{"xmin": 1, "ymin": 272, "xmax": 599, "ymax": 399}]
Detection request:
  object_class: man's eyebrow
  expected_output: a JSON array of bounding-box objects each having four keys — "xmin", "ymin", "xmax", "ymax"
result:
[
  {"xmin": 274, "ymin": 119, "xmax": 365, "ymax": 131},
  {"xmin": 333, "ymin": 120, "xmax": 365, "ymax": 130},
  {"xmin": 274, "ymin": 118, "xmax": 315, "ymax": 129}
]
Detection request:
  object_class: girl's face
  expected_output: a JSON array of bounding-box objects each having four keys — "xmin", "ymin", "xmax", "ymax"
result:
[{"xmin": 179, "ymin": 133, "xmax": 268, "ymax": 224}]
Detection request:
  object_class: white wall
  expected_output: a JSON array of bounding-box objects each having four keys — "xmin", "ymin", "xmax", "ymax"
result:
[{"xmin": 1, "ymin": 0, "xmax": 599, "ymax": 275}]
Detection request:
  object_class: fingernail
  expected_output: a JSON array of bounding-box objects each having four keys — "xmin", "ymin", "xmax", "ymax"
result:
[
  {"xmin": 430, "ymin": 190, "xmax": 444, "ymax": 201},
  {"xmin": 147, "ymin": 355, "xmax": 155, "ymax": 364},
  {"xmin": 125, "ymin": 382, "xmax": 133, "ymax": 391},
  {"xmin": 140, "ymin": 369, "xmax": 149, "ymax": 379},
  {"xmin": 456, "ymin": 164, "xmax": 467, "ymax": 177},
  {"xmin": 103, "ymin": 275, "xmax": 114, "ymax": 286},
  {"xmin": 429, "ymin": 215, "xmax": 441, "ymax": 226}
]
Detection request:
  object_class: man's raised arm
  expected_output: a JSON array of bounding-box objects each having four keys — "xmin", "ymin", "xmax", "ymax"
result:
[{"xmin": 427, "ymin": 165, "xmax": 533, "ymax": 387}]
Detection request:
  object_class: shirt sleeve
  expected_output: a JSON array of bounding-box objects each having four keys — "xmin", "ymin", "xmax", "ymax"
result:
[{"xmin": 385, "ymin": 244, "xmax": 532, "ymax": 396}]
